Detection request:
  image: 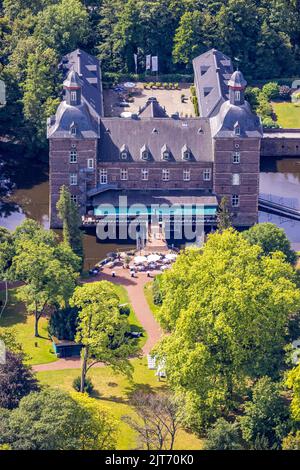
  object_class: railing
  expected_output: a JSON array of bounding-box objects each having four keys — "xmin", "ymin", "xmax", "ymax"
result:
[{"xmin": 258, "ymin": 197, "xmax": 300, "ymax": 221}]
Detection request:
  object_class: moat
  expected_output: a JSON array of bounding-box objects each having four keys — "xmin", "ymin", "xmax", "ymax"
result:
[{"xmin": 1, "ymin": 155, "xmax": 300, "ymax": 268}]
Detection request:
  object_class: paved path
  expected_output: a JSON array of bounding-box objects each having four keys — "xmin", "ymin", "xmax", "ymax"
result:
[{"xmin": 33, "ymin": 267, "xmax": 162, "ymax": 372}]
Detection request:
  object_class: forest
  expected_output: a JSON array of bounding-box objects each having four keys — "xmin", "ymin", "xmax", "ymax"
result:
[{"xmin": 0, "ymin": 0, "xmax": 300, "ymax": 154}]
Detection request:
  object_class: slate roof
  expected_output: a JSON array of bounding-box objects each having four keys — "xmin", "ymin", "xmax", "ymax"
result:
[
  {"xmin": 63, "ymin": 70, "xmax": 83, "ymax": 89},
  {"xmin": 193, "ymin": 49, "xmax": 234, "ymax": 118},
  {"xmin": 98, "ymin": 117, "xmax": 213, "ymax": 162},
  {"xmin": 62, "ymin": 49, "xmax": 103, "ymax": 118},
  {"xmin": 210, "ymin": 101, "xmax": 263, "ymax": 138},
  {"xmin": 228, "ymin": 70, "xmax": 247, "ymax": 89},
  {"xmin": 47, "ymin": 101, "xmax": 99, "ymax": 139},
  {"xmin": 138, "ymin": 97, "xmax": 168, "ymax": 118}
]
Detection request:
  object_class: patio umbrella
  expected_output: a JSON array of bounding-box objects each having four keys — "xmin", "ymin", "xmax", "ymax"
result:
[
  {"xmin": 147, "ymin": 254, "xmax": 161, "ymax": 263},
  {"xmin": 165, "ymin": 253, "xmax": 177, "ymax": 260},
  {"xmin": 134, "ymin": 255, "xmax": 147, "ymax": 264}
]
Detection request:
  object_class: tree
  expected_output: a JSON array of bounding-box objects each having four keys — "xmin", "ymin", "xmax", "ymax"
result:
[
  {"xmin": 11, "ymin": 219, "xmax": 80, "ymax": 337},
  {"xmin": 239, "ymin": 377, "xmax": 290, "ymax": 449},
  {"xmin": 173, "ymin": 10, "xmax": 210, "ymax": 68},
  {"xmin": 204, "ymin": 418, "xmax": 244, "ymax": 450},
  {"xmin": 0, "ymin": 389, "xmax": 117, "ymax": 450},
  {"xmin": 286, "ymin": 362, "xmax": 300, "ymax": 422},
  {"xmin": 243, "ymin": 222, "xmax": 297, "ymax": 265},
  {"xmin": 48, "ymin": 306, "xmax": 79, "ymax": 341},
  {"xmin": 123, "ymin": 391, "xmax": 183, "ymax": 450},
  {"xmin": 0, "ymin": 350, "xmax": 39, "ymax": 410},
  {"xmin": 282, "ymin": 431, "xmax": 300, "ymax": 450},
  {"xmin": 0, "ymin": 227, "xmax": 14, "ymax": 279},
  {"xmin": 56, "ymin": 185, "xmax": 83, "ymax": 262},
  {"xmin": 216, "ymin": 196, "xmax": 232, "ymax": 232},
  {"xmin": 70, "ymin": 281, "xmax": 135, "ymax": 393},
  {"xmin": 154, "ymin": 229, "xmax": 300, "ymax": 431}
]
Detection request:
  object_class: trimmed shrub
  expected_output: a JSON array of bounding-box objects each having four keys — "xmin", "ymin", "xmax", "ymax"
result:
[
  {"xmin": 245, "ymin": 87, "xmax": 260, "ymax": 110},
  {"xmin": 262, "ymin": 117, "xmax": 280, "ymax": 128},
  {"xmin": 192, "ymin": 95, "xmax": 199, "ymax": 116},
  {"xmin": 190, "ymin": 85, "xmax": 196, "ymax": 96},
  {"xmin": 73, "ymin": 376, "xmax": 94, "ymax": 395},
  {"xmin": 152, "ymin": 276, "xmax": 163, "ymax": 305},
  {"xmin": 257, "ymin": 98, "xmax": 273, "ymax": 118},
  {"xmin": 261, "ymin": 82, "xmax": 280, "ymax": 101}
]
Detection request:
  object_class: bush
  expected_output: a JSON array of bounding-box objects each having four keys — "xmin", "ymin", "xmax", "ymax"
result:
[
  {"xmin": 190, "ymin": 85, "xmax": 196, "ymax": 97},
  {"xmin": 163, "ymin": 82, "xmax": 168, "ymax": 89},
  {"xmin": 279, "ymin": 85, "xmax": 291, "ymax": 101},
  {"xmin": 261, "ymin": 82, "xmax": 280, "ymax": 101},
  {"xmin": 257, "ymin": 97, "xmax": 273, "ymax": 118},
  {"xmin": 192, "ymin": 95, "xmax": 199, "ymax": 116},
  {"xmin": 119, "ymin": 305, "xmax": 130, "ymax": 316},
  {"xmin": 152, "ymin": 276, "xmax": 163, "ymax": 305},
  {"xmin": 245, "ymin": 87, "xmax": 260, "ymax": 110},
  {"xmin": 73, "ymin": 376, "xmax": 94, "ymax": 395},
  {"xmin": 48, "ymin": 306, "xmax": 79, "ymax": 341},
  {"xmin": 262, "ymin": 117, "xmax": 280, "ymax": 128}
]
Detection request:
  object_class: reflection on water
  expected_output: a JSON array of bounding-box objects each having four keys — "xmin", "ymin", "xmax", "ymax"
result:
[
  {"xmin": 0, "ymin": 173, "xmax": 134, "ymax": 270},
  {"xmin": 1, "ymin": 156, "xmax": 300, "ymax": 262},
  {"xmin": 259, "ymin": 157, "xmax": 300, "ymax": 251}
]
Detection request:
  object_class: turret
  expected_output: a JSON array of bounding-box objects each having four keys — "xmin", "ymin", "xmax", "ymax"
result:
[
  {"xmin": 228, "ymin": 70, "xmax": 247, "ymax": 106},
  {"xmin": 63, "ymin": 70, "xmax": 82, "ymax": 106}
]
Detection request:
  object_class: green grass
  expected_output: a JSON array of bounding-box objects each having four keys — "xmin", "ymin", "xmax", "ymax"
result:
[
  {"xmin": 272, "ymin": 101, "xmax": 300, "ymax": 128},
  {"xmin": 37, "ymin": 358, "xmax": 203, "ymax": 450},
  {"xmin": 0, "ymin": 289, "xmax": 57, "ymax": 365},
  {"xmin": 113, "ymin": 283, "xmax": 147, "ymax": 349},
  {"xmin": 0, "ymin": 283, "xmax": 146, "ymax": 363}
]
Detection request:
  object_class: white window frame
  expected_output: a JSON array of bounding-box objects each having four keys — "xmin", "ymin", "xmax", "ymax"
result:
[
  {"xmin": 71, "ymin": 91, "xmax": 77, "ymax": 102},
  {"xmin": 70, "ymin": 149, "xmax": 77, "ymax": 163},
  {"xmin": 70, "ymin": 194, "xmax": 78, "ymax": 204},
  {"xmin": 232, "ymin": 151, "xmax": 240, "ymax": 164},
  {"xmin": 141, "ymin": 168, "xmax": 149, "ymax": 181},
  {"xmin": 141, "ymin": 151, "xmax": 149, "ymax": 161},
  {"xmin": 235, "ymin": 90, "xmax": 241, "ymax": 101},
  {"xmin": 70, "ymin": 173, "xmax": 77, "ymax": 186},
  {"xmin": 162, "ymin": 151, "xmax": 169, "ymax": 161},
  {"xmin": 120, "ymin": 168, "xmax": 128, "ymax": 181},
  {"xmin": 162, "ymin": 169, "xmax": 170, "ymax": 181},
  {"xmin": 203, "ymin": 168, "xmax": 211, "ymax": 181},
  {"xmin": 183, "ymin": 169, "xmax": 190, "ymax": 181},
  {"xmin": 99, "ymin": 169, "xmax": 108, "ymax": 184},
  {"xmin": 234, "ymin": 126, "xmax": 241, "ymax": 136},
  {"xmin": 120, "ymin": 151, "xmax": 127, "ymax": 160},
  {"xmin": 232, "ymin": 194, "xmax": 239, "ymax": 207},
  {"xmin": 232, "ymin": 173, "xmax": 240, "ymax": 186},
  {"xmin": 182, "ymin": 151, "xmax": 190, "ymax": 161},
  {"xmin": 87, "ymin": 158, "xmax": 94, "ymax": 169},
  {"xmin": 71, "ymin": 126, "xmax": 77, "ymax": 136}
]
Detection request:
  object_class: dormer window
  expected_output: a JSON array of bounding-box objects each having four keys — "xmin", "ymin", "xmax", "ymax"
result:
[
  {"xmin": 120, "ymin": 144, "xmax": 128, "ymax": 160},
  {"xmin": 234, "ymin": 122, "xmax": 241, "ymax": 136},
  {"xmin": 70, "ymin": 123, "xmax": 77, "ymax": 136},
  {"xmin": 140, "ymin": 144, "xmax": 149, "ymax": 161},
  {"xmin": 182, "ymin": 145, "xmax": 191, "ymax": 161},
  {"xmin": 235, "ymin": 91, "xmax": 241, "ymax": 101},
  {"xmin": 161, "ymin": 144, "xmax": 170, "ymax": 161}
]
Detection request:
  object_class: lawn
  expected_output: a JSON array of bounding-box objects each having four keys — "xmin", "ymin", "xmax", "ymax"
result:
[
  {"xmin": 0, "ymin": 283, "xmax": 146, "ymax": 364},
  {"xmin": 37, "ymin": 358, "xmax": 203, "ymax": 450},
  {"xmin": 272, "ymin": 101, "xmax": 300, "ymax": 128},
  {"xmin": 0, "ymin": 289, "xmax": 57, "ymax": 365}
]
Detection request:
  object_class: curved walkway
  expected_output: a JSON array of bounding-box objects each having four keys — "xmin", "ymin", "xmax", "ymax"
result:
[{"xmin": 33, "ymin": 267, "xmax": 162, "ymax": 372}]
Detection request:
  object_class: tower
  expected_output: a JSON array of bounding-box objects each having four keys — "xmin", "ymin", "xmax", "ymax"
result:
[
  {"xmin": 228, "ymin": 70, "xmax": 247, "ymax": 106},
  {"xmin": 63, "ymin": 70, "xmax": 82, "ymax": 106}
]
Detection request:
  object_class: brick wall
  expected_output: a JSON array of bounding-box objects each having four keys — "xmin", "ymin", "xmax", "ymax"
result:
[
  {"xmin": 96, "ymin": 162, "xmax": 214, "ymax": 191},
  {"xmin": 49, "ymin": 138, "xmax": 98, "ymax": 227},
  {"xmin": 213, "ymin": 137, "xmax": 261, "ymax": 227}
]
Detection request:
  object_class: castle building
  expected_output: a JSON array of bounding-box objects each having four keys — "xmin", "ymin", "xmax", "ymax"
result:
[{"xmin": 48, "ymin": 48, "xmax": 264, "ymax": 235}]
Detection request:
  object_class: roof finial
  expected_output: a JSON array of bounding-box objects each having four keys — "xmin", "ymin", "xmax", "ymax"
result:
[{"xmin": 233, "ymin": 57, "xmax": 241, "ymax": 71}]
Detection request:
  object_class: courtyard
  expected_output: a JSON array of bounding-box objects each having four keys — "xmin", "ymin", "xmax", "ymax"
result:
[{"xmin": 103, "ymin": 82, "xmax": 195, "ymax": 118}]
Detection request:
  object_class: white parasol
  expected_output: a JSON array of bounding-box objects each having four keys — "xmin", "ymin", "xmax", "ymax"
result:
[
  {"xmin": 134, "ymin": 255, "xmax": 147, "ymax": 264},
  {"xmin": 147, "ymin": 254, "xmax": 161, "ymax": 263}
]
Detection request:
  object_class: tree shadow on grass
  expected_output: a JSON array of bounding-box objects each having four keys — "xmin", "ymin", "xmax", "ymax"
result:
[{"xmin": 0, "ymin": 290, "xmax": 27, "ymax": 327}]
